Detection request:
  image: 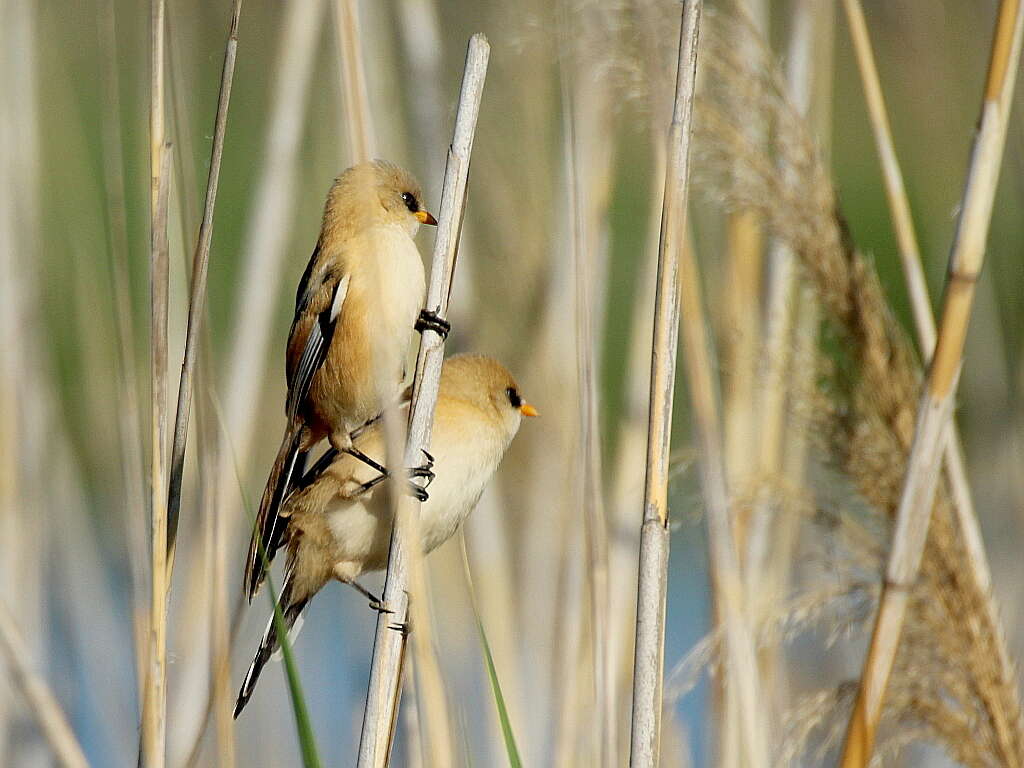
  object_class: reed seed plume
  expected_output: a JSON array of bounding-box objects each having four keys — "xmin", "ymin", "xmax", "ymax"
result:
[{"xmin": 640, "ymin": 4, "xmax": 1024, "ymax": 765}]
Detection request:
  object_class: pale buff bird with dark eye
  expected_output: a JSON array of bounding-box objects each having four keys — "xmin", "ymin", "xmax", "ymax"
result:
[
  {"xmin": 245, "ymin": 160, "xmax": 438, "ymax": 601},
  {"xmin": 233, "ymin": 354, "xmax": 538, "ymax": 717}
]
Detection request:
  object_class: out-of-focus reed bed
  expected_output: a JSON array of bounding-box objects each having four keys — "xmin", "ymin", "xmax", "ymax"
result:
[{"xmin": 4, "ymin": 0, "xmax": 1024, "ymax": 767}]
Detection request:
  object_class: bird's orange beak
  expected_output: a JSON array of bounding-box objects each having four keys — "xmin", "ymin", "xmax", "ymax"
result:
[
  {"xmin": 415, "ymin": 210, "xmax": 438, "ymax": 226},
  {"xmin": 520, "ymin": 402, "xmax": 539, "ymax": 418}
]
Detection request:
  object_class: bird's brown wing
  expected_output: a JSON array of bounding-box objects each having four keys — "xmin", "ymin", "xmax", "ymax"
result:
[
  {"xmin": 245, "ymin": 245, "xmax": 348, "ymax": 599},
  {"xmin": 286, "ymin": 252, "xmax": 350, "ymax": 423}
]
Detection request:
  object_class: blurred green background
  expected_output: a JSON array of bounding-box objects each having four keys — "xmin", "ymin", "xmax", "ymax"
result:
[{"xmin": 3, "ymin": 0, "xmax": 1023, "ymax": 766}]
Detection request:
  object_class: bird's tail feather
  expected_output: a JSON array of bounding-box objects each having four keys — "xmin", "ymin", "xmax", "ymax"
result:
[
  {"xmin": 245, "ymin": 425, "xmax": 306, "ymax": 600},
  {"xmin": 233, "ymin": 568, "xmax": 308, "ymax": 719}
]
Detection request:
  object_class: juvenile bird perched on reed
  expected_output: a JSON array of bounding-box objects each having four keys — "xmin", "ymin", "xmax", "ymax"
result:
[
  {"xmin": 233, "ymin": 354, "xmax": 538, "ymax": 717},
  {"xmin": 244, "ymin": 160, "xmax": 437, "ymax": 601}
]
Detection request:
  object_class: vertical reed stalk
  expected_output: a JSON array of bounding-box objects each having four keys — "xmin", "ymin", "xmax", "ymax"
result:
[
  {"xmin": 166, "ymin": 0, "xmax": 243, "ymax": 567},
  {"xmin": 840, "ymin": 3, "xmax": 1024, "ymax": 764},
  {"xmin": 139, "ymin": 1, "xmax": 169, "ymax": 760},
  {"xmin": 628, "ymin": 3, "xmax": 716, "ymax": 766},
  {"xmin": 337, "ymin": 2, "xmax": 455, "ymax": 759},
  {"xmin": 141, "ymin": 141, "xmax": 172, "ymax": 768},
  {"xmin": 841, "ymin": 0, "xmax": 994, "ymax": 596},
  {"xmin": 0, "ymin": 601, "xmax": 89, "ymax": 768},
  {"xmin": 355, "ymin": 34, "xmax": 489, "ymax": 768},
  {"xmin": 335, "ymin": 0, "xmax": 376, "ymax": 163}
]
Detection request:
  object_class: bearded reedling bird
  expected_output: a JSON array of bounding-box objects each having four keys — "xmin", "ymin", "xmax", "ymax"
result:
[
  {"xmin": 234, "ymin": 354, "xmax": 538, "ymax": 717},
  {"xmin": 245, "ymin": 160, "xmax": 437, "ymax": 601}
]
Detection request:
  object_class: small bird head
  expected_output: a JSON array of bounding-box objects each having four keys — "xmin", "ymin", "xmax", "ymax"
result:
[
  {"xmin": 324, "ymin": 160, "xmax": 438, "ymax": 238},
  {"xmin": 440, "ymin": 354, "xmax": 538, "ymax": 442}
]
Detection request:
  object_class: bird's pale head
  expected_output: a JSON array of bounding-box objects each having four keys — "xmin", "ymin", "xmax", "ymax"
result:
[
  {"xmin": 323, "ymin": 160, "xmax": 437, "ymax": 239},
  {"xmin": 439, "ymin": 354, "xmax": 538, "ymax": 443}
]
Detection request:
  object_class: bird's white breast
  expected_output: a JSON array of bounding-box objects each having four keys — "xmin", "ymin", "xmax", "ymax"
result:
[
  {"xmin": 363, "ymin": 224, "xmax": 426, "ymax": 386},
  {"xmin": 323, "ymin": 410, "xmax": 507, "ymax": 573}
]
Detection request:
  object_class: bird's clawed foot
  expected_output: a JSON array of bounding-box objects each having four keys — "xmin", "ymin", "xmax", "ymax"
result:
[
  {"xmin": 415, "ymin": 309, "xmax": 450, "ymax": 339},
  {"xmin": 388, "ymin": 621, "xmax": 411, "ymax": 636},
  {"xmin": 349, "ymin": 581, "xmax": 392, "ymax": 614},
  {"xmin": 407, "ymin": 483, "xmax": 429, "ymax": 503},
  {"xmin": 408, "ymin": 449, "xmax": 435, "ymax": 485}
]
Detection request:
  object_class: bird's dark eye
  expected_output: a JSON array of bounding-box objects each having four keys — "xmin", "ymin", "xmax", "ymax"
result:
[
  {"xmin": 505, "ymin": 387, "xmax": 522, "ymax": 408},
  {"xmin": 401, "ymin": 191, "xmax": 419, "ymax": 212}
]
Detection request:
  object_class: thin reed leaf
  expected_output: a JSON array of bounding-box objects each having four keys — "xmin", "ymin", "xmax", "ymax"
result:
[
  {"xmin": 166, "ymin": 0, "xmax": 243, "ymax": 565},
  {"xmin": 263, "ymin": 577, "xmax": 322, "ymax": 768},
  {"xmin": 460, "ymin": 536, "xmax": 523, "ymax": 768},
  {"xmin": 212, "ymin": 394, "xmax": 324, "ymax": 768}
]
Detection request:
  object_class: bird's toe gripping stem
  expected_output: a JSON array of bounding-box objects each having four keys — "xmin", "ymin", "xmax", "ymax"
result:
[{"xmin": 415, "ymin": 309, "xmax": 450, "ymax": 339}]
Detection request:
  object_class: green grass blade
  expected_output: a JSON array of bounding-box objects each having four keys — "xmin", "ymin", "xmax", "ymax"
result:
[
  {"xmin": 212, "ymin": 393, "xmax": 323, "ymax": 768},
  {"xmin": 475, "ymin": 615, "xmax": 523, "ymax": 768},
  {"xmin": 264, "ymin": 574, "xmax": 322, "ymax": 768},
  {"xmin": 459, "ymin": 535, "xmax": 523, "ymax": 768}
]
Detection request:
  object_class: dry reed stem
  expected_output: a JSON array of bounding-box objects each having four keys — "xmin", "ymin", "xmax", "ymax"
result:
[
  {"xmin": 141, "ymin": 7, "xmax": 167, "ymax": 761},
  {"xmin": 610, "ymin": 144, "xmax": 663, "ymax": 760},
  {"xmin": 165, "ymin": 0, "xmax": 243, "ymax": 568},
  {"xmin": 355, "ymin": 34, "xmax": 489, "ymax": 768},
  {"xmin": 840, "ymin": 2, "xmax": 1024, "ymax": 764},
  {"xmin": 337, "ymin": 2, "xmax": 455, "ymax": 758},
  {"xmin": 141, "ymin": 142, "xmax": 172, "ymax": 768},
  {"xmin": 335, "ymin": 0, "xmax": 376, "ymax": 163},
  {"xmin": 840, "ymin": 0, "xmax": 993, "ymax": 598},
  {"xmin": 0, "ymin": 600, "xmax": 90, "ymax": 768},
  {"xmin": 686, "ymin": 8, "xmax": 1021, "ymax": 762},
  {"xmin": 629, "ymin": 3, "xmax": 723, "ymax": 765}
]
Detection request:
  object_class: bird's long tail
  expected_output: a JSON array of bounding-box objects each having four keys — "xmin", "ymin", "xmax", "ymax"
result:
[
  {"xmin": 245, "ymin": 425, "xmax": 307, "ymax": 600},
  {"xmin": 234, "ymin": 567, "xmax": 308, "ymax": 719}
]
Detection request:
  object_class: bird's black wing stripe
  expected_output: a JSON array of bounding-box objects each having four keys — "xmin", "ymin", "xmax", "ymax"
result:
[
  {"xmin": 287, "ymin": 274, "xmax": 348, "ymax": 422},
  {"xmin": 294, "ymin": 242, "xmax": 320, "ymax": 315}
]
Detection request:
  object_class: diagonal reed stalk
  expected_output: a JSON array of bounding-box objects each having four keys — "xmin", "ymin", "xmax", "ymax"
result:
[
  {"xmin": 840, "ymin": 2, "xmax": 1024, "ymax": 764},
  {"xmin": 0, "ymin": 600, "xmax": 90, "ymax": 768},
  {"xmin": 627, "ymin": 3, "xmax": 758, "ymax": 766},
  {"xmin": 840, "ymin": 0, "xmax": 994, "ymax": 596},
  {"xmin": 355, "ymin": 34, "xmax": 489, "ymax": 768},
  {"xmin": 165, "ymin": 0, "xmax": 243, "ymax": 568}
]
